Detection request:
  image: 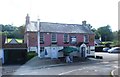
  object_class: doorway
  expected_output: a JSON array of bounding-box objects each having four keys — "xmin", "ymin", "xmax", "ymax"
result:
[{"xmin": 51, "ymin": 47, "xmax": 58, "ymax": 59}]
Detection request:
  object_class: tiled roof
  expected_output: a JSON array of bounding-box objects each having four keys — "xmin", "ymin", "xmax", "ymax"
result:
[{"xmin": 26, "ymin": 22, "xmax": 94, "ymax": 34}]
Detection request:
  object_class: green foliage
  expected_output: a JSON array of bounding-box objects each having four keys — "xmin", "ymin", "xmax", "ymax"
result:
[
  {"xmin": 91, "ymin": 28, "xmax": 96, "ymax": 32},
  {"xmin": 111, "ymin": 40, "xmax": 119, "ymax": 46},
  {"xmin": 0, "ymin": 24, "xmax": 25, "ymax": 39},
  {"xmin": 112, "ymin": 31, "xmax": 118, "ymax": 40},
  {"xmin": 7, "ymin": 38, "xmax": 23, "ymax": 43},
  {"xmin": 91, "ymin": 28, "xmax": 100, "ymax": 39},
  {"xmin": 97, "ymin": 25, "xmax": 113, "ymax": 41},
  {"xmin": 95, "ymin": 46, "xmax": 104, "ymax": 52},
  {"xmin": 111, "ymin": 30, "xmax": 120, "ymax": 46},
  {"xmin": 118, "ymin": 30, "xmax": 120, "ymax": 41},
  {"xmin": 27, "ymin": 51, "xmax": 37, "ymax": 60},
  {"xmin": 100, "ymin": 41, "xmax": 113, "ymax": 45},
  {"xmin": 17, "ymin": 25, "xmax": 25, "ymax": 38}
]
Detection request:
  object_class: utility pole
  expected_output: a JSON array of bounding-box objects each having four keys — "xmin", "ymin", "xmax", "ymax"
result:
[
  {"xmin": 37, "ymin": 18, "xmax": 41, "ymax": 58},
  {"xmin": 25, "ymin": 14, "xmax": 30, "ymax": 52}
]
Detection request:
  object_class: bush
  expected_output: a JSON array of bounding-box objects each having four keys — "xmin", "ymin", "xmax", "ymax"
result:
[
  {"xmin": 100, "ymin": 42, "xmax": 113, "ymax": 46},
  {"xmin": 27, "ymin": 51, "xmax": 37, "ymax": 60},
  {"xmin": 95, "ymin": 46, "xmax": 104, "ymax": 52}
]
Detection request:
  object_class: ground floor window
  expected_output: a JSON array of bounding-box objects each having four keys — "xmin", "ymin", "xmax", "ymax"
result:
[{"xmin": 40, "ymin": 47, "xmax": 44, "ymax": 52}]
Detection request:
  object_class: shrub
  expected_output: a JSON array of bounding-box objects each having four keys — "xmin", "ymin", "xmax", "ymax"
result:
[
  {"xmin": 27, "ymin": 51, "xmax": 37, "ymax": 60},
  {"xmin": 95, "ymin": 46, "xmax": 104, "ymax": 52}
]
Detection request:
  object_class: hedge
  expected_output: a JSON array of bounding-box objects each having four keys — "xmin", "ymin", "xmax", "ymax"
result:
[
  {"xmin": 27, "ymin": 51, "xmax": 38, "ymax": 60},
  {"xmin": 95, "ymin": 46, "xmax": 104, "ymax": 52}
]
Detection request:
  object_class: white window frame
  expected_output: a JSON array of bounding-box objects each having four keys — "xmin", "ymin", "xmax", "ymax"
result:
[
  {"xmin": 70, "ymin": 36, "xmax": 77, "ymax": 44},
  {"xmin": 51, "ymin": 33, "xmax": 57, "ymax": 43},
  {"xmin": 63, "ymin": 34, "xmax": 69, "ymax": 43},
  {"xmin": 84, "ymin": 35, "xmax": 89, "ymax": 43},
  {"xmin": 40, "ymin": 33, "xmax": 44, "ymax": 43}
]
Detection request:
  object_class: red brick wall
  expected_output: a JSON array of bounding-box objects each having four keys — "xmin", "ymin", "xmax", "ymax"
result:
[
  {"xmin": 27, "ymin": 32, "xmax": 38, "ymax": 47},
  {"xmin": 27, "ymin": 32, "xmax": 94, "ymax": 47}
]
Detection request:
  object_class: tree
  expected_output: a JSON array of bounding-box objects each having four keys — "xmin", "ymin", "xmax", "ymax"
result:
[
  {"xmin": 117, "ymin": 30, "xmax": 120, "ymax": 41},
  {"xmin": 18, "ymin": 25, "xmax": 25, "ymax": 38},
  {"xmin": 97, "ymin": 25, "xmax": 113, "ymax": 41},
  {"xmin": 0, "ymin": 24, "xmax": 25, "ymax": 39},
  {"xmin": 91, "ymin": 28, "xmax": 100, "ymax": 39},
  {"xmin": 112, "ymin": 31, "xmax": 118, "ymax": 40}
]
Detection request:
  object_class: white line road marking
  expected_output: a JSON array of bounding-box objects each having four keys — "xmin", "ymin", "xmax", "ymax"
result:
[
  {"xmin": 111, "ymin": 66, "xmax": 119, "ymax": 77},
  {"xmin": 111, "ymin": 69, "xmax": 117, "ymax": 77},
  {"xmin": 58, "ymin": 68, "xmax": 83, "ymax": 75}
]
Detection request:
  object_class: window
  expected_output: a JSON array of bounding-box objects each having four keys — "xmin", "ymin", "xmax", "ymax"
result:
[
  {"xmin": 116, "ymin": 48, "xmax": 120, "ymax": 50},
  {"xmin": 51, "ymin": 33, "xmax": 57, "ymax": 43},
  {"xmin": 84, "ymin": 35, "xmax": 89, "ymax": 43},
  {"xmin": 40, "ymin": 47, "xmax": 44, "ymax": 52},
  {"xmin": 70, "ymin": 36, "xmax": 77, "ymax": 44},
  {"xmin": 40, "ymin": 33, "xmax": 44, "ymax": 44},
  {"xmin": 63, "ymin": 34, "xmax": 69, "ymax": 43}
]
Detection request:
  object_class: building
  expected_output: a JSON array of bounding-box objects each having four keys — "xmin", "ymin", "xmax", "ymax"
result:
[
  {"xmin": 24, "ymin": 14, "xmax": 95, "ymax": 58},
  {"xmin": 0, "ymin": 35, "xmax": 6, "ymax": 63},
  {"xmin": 0, "ymin": 35, "xmax": 27, "ymax": 64}
]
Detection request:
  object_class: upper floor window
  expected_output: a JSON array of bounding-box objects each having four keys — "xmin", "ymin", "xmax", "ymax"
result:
[
  {"xmin": 40, "ymin": 33, "xmax": 44, "ymax": 44},
  {"xmin": 70, "ymin": 36, "xmax": 77, "ymax": 44},
  {"xmin": 51, "ymin": 33, "xmax": 57, "ymax": 43},
  {"xmin": 63, "ymin": 34, "xmax": 69, "ymax": 43},
  {"xmin": 84, "ymin": 35, "xmax": 89, "ymax": 43}
]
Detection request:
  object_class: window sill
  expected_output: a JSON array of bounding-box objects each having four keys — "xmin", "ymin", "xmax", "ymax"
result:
[
  {"xmin": 51, "ymin": 42, "xmax": 57, "ymax": 44},
  {"xmin": 40, "ymin": 41, "xmax": 44, "ymax": 44},
  {"xmin": 64, "ymin": 42, "xmax": 69, "ymax": 44}
]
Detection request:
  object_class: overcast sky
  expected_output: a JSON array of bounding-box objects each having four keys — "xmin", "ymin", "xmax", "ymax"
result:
[{"xmin": 0, "ymin": 0, "xmax": 119, "ymax": 31}]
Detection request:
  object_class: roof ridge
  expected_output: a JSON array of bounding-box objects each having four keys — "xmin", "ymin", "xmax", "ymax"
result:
[{"xmin": 32, "ymin": 21, "xmax": 82, "ymax": 26}]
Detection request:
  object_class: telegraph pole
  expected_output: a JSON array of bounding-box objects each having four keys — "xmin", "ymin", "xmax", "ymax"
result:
[
  {"xmin": 37, "ymin": 18, "xmax": 41, "ymax": 58},
  {"xmin": 25, "ymin": 14, "xmax": 30, "ymax": 52}
]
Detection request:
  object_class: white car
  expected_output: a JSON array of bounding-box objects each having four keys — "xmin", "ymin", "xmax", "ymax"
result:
[
  {"xmin": 103, "ymin": 47, "xmax": 110, "ymax": 52},
  {"xmin": 108, "ymin": 47, "xmax": 120, "ymax": 53}
]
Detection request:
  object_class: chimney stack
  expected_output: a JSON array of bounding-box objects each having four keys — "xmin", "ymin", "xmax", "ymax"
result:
[
  {"xmin": 82, "ymin": 20, "xmax": 86, "ymax": 26},
  {"xmin": 25, "ymin": 14, "xmax": 30, "ymax": 26}
]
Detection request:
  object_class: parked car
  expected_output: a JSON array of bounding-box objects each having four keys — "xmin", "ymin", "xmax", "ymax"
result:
[
  {"xmin": 108, "ymin": 47, "xmax": 120, "ymax": 53},
  {"xmin": 103, "ymin": 47, "xmax": 110, "ymax": 52}
]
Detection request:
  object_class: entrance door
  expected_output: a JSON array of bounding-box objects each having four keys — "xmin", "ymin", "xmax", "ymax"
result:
[
  {"xmin": 81, "ymin": 47, "xmax": 86, "ymax": 58},
  {"xmin": 80, "ymin": 43, "xmax": 87, "ymax": 58},
  {"xmin": 51, "ymin": 47, "xmax": 58, "ymax": 59}
]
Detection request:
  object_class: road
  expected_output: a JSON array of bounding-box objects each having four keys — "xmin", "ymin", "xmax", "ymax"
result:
[{"xmin": 13, "ymin": 52, "xmax": 119, "ymax": 75}]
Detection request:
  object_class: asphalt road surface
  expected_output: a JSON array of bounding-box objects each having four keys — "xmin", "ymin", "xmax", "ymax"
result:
[{"xmin": 13, "ymin": 52, "xmax": 119, "ymax": 75}]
